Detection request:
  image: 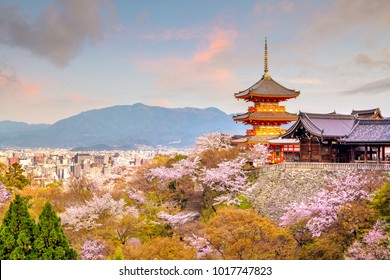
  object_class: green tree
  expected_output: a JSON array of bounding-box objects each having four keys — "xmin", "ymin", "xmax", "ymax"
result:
[
  {"xmin": 0, "ymin": 195, "xmax": 36, "ymax": 259},
  {"xmin": 33, "ymin": 202, "xmax": 77, "ymax": 260},
  {"xmin": 371, "ymin": 183, "xmax": 390, "ymax": 222},
  {"xmin": 3, "ymin": 163, "xmax": 31, "ymax": 190}
]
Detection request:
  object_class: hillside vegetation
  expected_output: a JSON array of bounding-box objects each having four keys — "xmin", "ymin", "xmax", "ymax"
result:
[{"xmin": 1, "ymin": 133, "xmax": 389, "ymax": 260}]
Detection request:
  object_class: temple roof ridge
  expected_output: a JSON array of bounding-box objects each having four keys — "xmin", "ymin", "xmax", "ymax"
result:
[{"xmin": 234, "ymin": 76, "xmax": 300, "ymax": 98}]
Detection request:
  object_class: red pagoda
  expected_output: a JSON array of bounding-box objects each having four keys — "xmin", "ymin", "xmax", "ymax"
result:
[{"xmin": 232, "ymin": 38, "xmax": 300, "ymax": 162}]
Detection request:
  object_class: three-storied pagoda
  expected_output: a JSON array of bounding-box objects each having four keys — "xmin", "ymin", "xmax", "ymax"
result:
[{"xmin": 232, "ymin": 38, "xmax": 300, "ymax": 151}]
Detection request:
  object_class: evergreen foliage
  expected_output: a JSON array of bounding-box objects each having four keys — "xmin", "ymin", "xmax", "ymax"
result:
[
  {"xmin": 0, "ymin": 195, "xmax": 36, "ymax": 259},
  {"xmin": 34, "ymin": 202, "xmax": 77, "ymax": 260}
]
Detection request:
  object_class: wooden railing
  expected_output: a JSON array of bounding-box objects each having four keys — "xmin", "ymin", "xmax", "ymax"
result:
[{"xmin": 254, "ymin": 162, "xmax": 390, "ymax": 172}]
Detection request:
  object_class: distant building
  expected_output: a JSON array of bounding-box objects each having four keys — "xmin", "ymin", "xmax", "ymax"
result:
[
  {"xmin": 8, "ymin": 157, "xmax": 19, "ymax": 166},
  {"xmin": 34, "ymin": 155, "xmax": 45, "ymax": 165},
  {"xmin": 94, "ymin": 155, "xmax": 108, "ymax": 165},
  {"xmin": 74, "ymin": 153, "xmax": 91, "ymax": 164},
  {"xmin": 71, "ymin": 164, "xmax": 81, "ymax": 178}
]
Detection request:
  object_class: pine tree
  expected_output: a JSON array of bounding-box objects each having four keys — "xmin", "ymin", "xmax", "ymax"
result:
[
  {"xmin": 0, "ymin": 195, "xmax": 36, "ymax": 259},
  {"xmin": 33, "ymin": 202, "xmax": 77, "ymax": 260}
]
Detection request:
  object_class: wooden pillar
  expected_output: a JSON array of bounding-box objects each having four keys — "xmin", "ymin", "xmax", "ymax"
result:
[
  {"xmin": 364, "ymin": 145, "xmax": 367, "ymax": 163},
  {"xmin": 309, "ymin": 137, "xmax": 312, "ymax": 162},
  {"xmin": 350, "ymin": 146, "xmax": 355, "ymax": 163},
  {"xmin": 319, "ymin": 138, "xmax": 322, "ymax": 162},
  {"xmin": 382, "ymin": 146, "xmax": 386, "ymax": 162},
  {"xmin": 299, "ymin": 139, "xmax": 302, "ymax": 162},
  {"xmin": 369, "ymin": 146, "xmax": 373, "ymax": 160},
  {"xmin": 291, "ymin": 145, "xmax": 295, "ymax": 161},
  {"xmin": 377, "ymin": 146, "xmax": 380, "ymax": 163}
]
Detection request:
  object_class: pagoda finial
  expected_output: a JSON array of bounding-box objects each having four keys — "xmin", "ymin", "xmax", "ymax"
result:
[{"xmin": 263, "ymin": 37, "xmax": 270, "ymax": 79}]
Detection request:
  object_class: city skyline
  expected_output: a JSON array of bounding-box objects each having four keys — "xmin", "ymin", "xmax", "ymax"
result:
[{"xmin": 1, "ymin": 0, "xmax": 389, "ymax": 124}]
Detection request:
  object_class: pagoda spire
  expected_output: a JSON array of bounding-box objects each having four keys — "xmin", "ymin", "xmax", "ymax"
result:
[{"xmin": 263, "ymin": 37, "xmax": 270, "ymax": 79}]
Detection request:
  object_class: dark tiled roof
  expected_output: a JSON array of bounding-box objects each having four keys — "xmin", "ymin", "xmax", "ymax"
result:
[
  {"xmin": 233, "ymin": 111, "xmax": 298, "ymax": 121},
  {"xmin": 340, "ymin": 119, "xmax": 390, "ymax": 144},
  {"xmin": 351, "ymin": 108, "xmax": 383, "ymax": 119},
  {"xmin": 234, "ymin": 76, "xmax": 300, "ymax": 99},
  {"xmin": 283, "ymin": 112, "xmax": 356, "ymax": 138}
]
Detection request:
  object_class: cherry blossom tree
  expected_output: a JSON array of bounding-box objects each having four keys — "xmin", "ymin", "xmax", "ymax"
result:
[
  {"xmin": 280, "ymin": 171, "xmax": 370, "ymax": 237},
  {"xmin": 200, "ymin": 157, "xmax": 250, "ymax": 206},
  {"xmin": 59, "ymin": 205, "xmax": 99, "ymax": 231},
  {"xmin": 81, "ymin": 239, "xmax": 106, "ymax": 260},
  {"xmin": 145, "ymin": 156, "xmax": 200, "ymax": 182},
  {"xmin": 244, "ymin": 144, "xmax": 269, "ymax": 167},
  {"xmin": 60, "ymin": 193, "xmax": 138, "ymax": 231},
  {"xmin": 128, "ymin": 188, "xmax": 147, "ymax": 204},
  {"xmin": 0, "ymin": 182, "xmax": 11, "ymax": 208},
  {"xmin": 157, "ymin": 211, "xmax": 200, "ymax": 227},
  {"xmin": 344, "ymin": 220, "xmax": 390, "ymax": 260},
  {"xmin": 185, "ymin": 234, "xmax": 213, "ymax": 259},
  {"xmin": 190, "ymin": 133, "xmax": 233, "ymax": 154}
]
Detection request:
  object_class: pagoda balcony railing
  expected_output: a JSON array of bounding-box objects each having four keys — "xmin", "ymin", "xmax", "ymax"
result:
[
  {"xmin": 246, "ymin": 128, "xmax": 284, "ymax": 136},
  {"xmin": 248, "ymin": 105, "xmax": 286, "ymax": 113}
]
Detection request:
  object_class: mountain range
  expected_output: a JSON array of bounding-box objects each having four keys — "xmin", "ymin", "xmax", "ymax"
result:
[{"xmin": 0, "ymin": 103, "xmax": 245, "ymax": 149}]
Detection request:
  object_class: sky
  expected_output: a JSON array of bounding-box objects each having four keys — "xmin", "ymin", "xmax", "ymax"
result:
[{"xmin": 0, "ymin": 0, "xmax": 389, "ymax": 124}]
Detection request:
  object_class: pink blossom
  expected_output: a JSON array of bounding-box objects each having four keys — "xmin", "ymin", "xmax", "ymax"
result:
[
  {"xmin": 200, "ymin": 157, "xmax": 249, "ymax": 205},
  {"xmin": 81, "ymin": 239, "xmax": 106, "ymax": 260},
  {"xmin": 245, "ymin": 144, "xmax": 268, "ymax": 166},
  {"xmin": 146, "ymin": 156, "xmax": 200, "ymax": 182},
  {"xmin": 60, "ymin": 192, "xmax": 138, "ymax": 231},
  {"xmin": 280, "ymin": 171, "xmax": 370, "ymax": 237},
  {"xmin": 186, "ymin": 234, "xmax": 213, "ymax": 259},
  {"xmin": 128, "ymin": 188, "xmax": 147, "ymax": 204},
  {"xmin": 190, "ymin": 133, "xmax": 232, "ymax": 154},
  {"xmin": 157, "ymin": 211, "xmax": 200, "ymax": 226},
  {"xmin": 345, "ymin": 220, "xmax": 390, "ymax": 260},
  {"xmin": 0, "ymin": 182, "xmax": 11, "ymax": 208}
]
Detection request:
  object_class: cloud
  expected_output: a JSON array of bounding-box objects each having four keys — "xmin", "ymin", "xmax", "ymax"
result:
[
  {"xmin": 139, "ymin": 27, "xmax": 203, "ymax": 41},
  {"xmin": 0, "ymin": 66, "xmax": 18, "ymax": 87},
  {"xmin": 303, "ymin": 0, "xmax": 390, "ymax": 42},
  {"xmin": 339, "ymin": 77, "xmax": 390, "ymax": 95},
  {"xmin": 355, "ymin": 52, "xmax": 390, "ymax": 70},
  {"xmin": 194, "ymin": 28, "xmax": 235, "ymax": 63},
  {"xmin": 286, "ymin": 78, "xmax": 324, "ymax": 85},
  {"xmin": 0, "ymin": 0, "xmax": 114, "ymax": 67},
  {"xmin": 136, "ymin": 26, "xmax": 239, "ymax": 109},
  {"xmin": 253, "ymin": 0, "xmax": 295, "ymax": 14}
]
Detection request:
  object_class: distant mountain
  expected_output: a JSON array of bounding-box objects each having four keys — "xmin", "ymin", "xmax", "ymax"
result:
[{"xmin": 0, "ymin": 103, "xmax": 245, "ymax": 149}]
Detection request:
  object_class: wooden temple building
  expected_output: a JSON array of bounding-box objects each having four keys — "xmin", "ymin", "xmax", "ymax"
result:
[
  {"xmin": 231, "ymin": 39, "xmax": 389, "ymax": 164},
  {"xmin": 280, "ymin": 109, "xmax": 390, "ymax": 163},
  {"xmin": 232, "ymin": 38, "xmax": 300, "ymax": 163}
]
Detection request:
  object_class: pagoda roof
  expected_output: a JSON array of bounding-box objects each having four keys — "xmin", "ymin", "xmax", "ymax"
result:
[
  {"xmin": 234, "ymin": 75, "xmax": 300, "ymax": 100},
  {"xmin": 339, "ymin": 119, "xmax": 390, "ymax": 145},
  {"xmin": 283, "ymin": 112, "xmax": 356, "ymax": 138},
  {"xmin": 233, "ymin": 111, "xmax": 298, "ymax": 122},
  {"xmin": 351, "ymin": 108, "xmax": 383, "ymax": 119}
]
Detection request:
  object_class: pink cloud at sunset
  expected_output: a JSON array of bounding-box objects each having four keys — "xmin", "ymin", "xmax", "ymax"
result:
[{"xmin": 193, "ymin": 28, "xmax": 236, "ymax": 63}]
